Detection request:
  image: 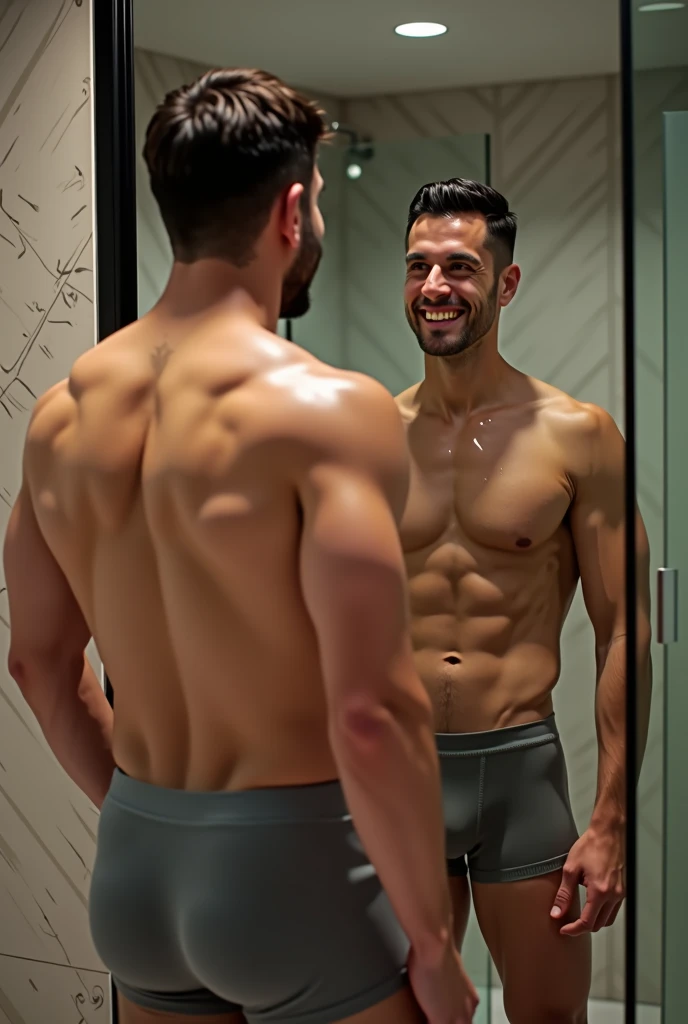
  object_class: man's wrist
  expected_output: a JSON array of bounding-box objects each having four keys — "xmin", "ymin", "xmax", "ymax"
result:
[
  {"xmin": 589, "ymin": 804, "xmax": 626, "ymax": 832},
  {"xmin": 411, "ymin": 920, "xmax": 455, "ymax": 968}
]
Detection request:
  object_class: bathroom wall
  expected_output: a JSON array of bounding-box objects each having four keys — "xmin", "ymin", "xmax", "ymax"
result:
[{"xmin": 0, "ymin": 0, "xmax": 108, "ymax": 1020}]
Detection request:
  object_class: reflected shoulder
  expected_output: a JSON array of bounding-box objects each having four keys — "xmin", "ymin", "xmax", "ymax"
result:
[
  {"xmin": 551, "ymin": 399, "xmax": 625, "ymax": 484},
  {"xmin": 394, "ymin": 381, "xmax": 422, "ymax": 425},
  {"xmin": 534, "ymin": 378, "xmax": 623, "ymax": 444}
]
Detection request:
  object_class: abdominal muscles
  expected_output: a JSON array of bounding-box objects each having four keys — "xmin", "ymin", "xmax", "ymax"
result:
[{"xmin": 407, "ymin": 533, "xmax": 576, "ymax": 733}]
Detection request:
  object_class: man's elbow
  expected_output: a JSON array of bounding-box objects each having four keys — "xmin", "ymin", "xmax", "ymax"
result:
[
  {"xmin": 8, "ymin": 647, "xmax": 33, "ymax": 693},
  {"xmin": 7, "ymin": 644, "xmax": 76, "ymax": 719},
  {"xmin": 328, "ymin": 679, "xmax": 433, "ymax": 750}
]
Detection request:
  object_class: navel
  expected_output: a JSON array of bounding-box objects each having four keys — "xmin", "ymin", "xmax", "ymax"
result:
[
  {"xmin": 516, "ymin": 537, "xmax": 532, "ymax": 549},
  {"xmin": 444, "ymin": 655, "xmax": 462, "ymax": 666}
]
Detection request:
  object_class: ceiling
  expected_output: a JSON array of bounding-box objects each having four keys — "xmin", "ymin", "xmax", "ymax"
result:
[{"xmin": 134, "ymin": 0, "xmax": 688, "ymax": 98}]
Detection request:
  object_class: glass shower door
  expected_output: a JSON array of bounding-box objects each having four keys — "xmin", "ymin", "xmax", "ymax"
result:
[
  {"xmin": 660, "ymin": 110, "xmax": 688, "ymax": 1024},
  {"xmin": 626, "ymin": 1, "xmax": 688, "ymax": 1019}
]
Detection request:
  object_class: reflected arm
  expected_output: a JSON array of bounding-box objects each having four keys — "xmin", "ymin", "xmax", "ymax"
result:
[
  {"xmin": 570, "ymin": 407, "xmax": 652, "ymax": 830},
  {"xmin": 3, "ymin": 477, "xmax": 115, "ymax": 809}
]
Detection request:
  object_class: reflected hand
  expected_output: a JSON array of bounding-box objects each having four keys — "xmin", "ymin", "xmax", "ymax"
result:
[
  {"xmin": 551, "ymin": 825, "xmax": 626, "ymax": 936},
  {"xmin": 407, "ymin": 942, "xmax": 479, "ymax": 1023}
]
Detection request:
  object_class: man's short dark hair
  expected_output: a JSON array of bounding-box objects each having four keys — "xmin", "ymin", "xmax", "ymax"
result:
[
  {"xmin": 406, "ymin": 178, "xmax": 517, "ymax": 269},
  {"xmin": 143, "ymin": 68, "xmax": 328, "ymax": 266}
]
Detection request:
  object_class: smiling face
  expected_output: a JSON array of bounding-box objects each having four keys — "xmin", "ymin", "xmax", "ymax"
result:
[{"xmin": 404, "ymin": 212, "xmax": 506, "ymax": 359}]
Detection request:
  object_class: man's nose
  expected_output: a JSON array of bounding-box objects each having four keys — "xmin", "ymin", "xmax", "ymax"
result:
[{"xmin": 421, "ymin": 266, "xmax": 451, "ymax": 300}]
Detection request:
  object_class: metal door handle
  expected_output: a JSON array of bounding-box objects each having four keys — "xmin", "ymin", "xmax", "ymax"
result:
[{"xmin": 658, "ymin": 568, "xmax": 678, "ymax": 644}]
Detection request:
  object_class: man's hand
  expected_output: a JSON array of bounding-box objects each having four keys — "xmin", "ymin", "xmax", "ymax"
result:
[
  {"xmin": 407, "ymin": 940, "xmax": 479, "ymax": 1023},
  {"xmin": 551, "ymin": 826, "xmax": 626, "ymax": 936}
]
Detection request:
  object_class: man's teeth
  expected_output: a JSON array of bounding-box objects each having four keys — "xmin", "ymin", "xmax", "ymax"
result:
[{"xmin": 422, "ymin": 310, "xmax": 461, "ymax": 321}]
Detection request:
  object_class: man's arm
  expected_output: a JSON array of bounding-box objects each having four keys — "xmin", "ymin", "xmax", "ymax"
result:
[
  {"xmin": 552, "ymin": 406, "xmax": 652, "ymax": 936},
  {"xmin": 295, "ymin": 375, "xmax": 477, "ymax": 1020},
  {"xmin": 3, "ymin": 479, "xmax": 115, "ymax": 809}
]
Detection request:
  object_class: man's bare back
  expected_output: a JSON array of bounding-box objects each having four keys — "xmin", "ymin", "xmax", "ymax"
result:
[
  {"xmin": 26, "ymin": 304, "xmax": 384, "ymax": 791},
  {"xmin": 397, "ymin": 371, "xmax": 621, "ymax": 734},
  {"xmin": 6, "ymin": 73, "xmax": 482, "ymax": 1024}
]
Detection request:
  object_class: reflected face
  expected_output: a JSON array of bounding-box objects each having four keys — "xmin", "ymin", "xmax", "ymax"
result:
[
  {"xmin": 280, "ymin": 167, "xmax": 325, "ymax": 319},
  {"xmin": 404, "ymin": 213, "xmax": 501, "ymax": 358}
]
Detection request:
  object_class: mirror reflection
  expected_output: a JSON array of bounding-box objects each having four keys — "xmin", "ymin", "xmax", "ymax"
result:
[
  {"xmin": 127, "ymin": 2, "xmax": 655, "ymax": 1024},
  {"xmin": 128, "ymin": 3, "xmax": 654, "ymax": 1022}
]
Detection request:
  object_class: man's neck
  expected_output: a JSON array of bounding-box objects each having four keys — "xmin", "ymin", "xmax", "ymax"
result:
[
  {"xmin": 421, "ymin": 334, "xmax": 512, "ymax": 421},
  {"xmin": 156, "ymin": 258, "xmax": 281, "ymax": 331}
]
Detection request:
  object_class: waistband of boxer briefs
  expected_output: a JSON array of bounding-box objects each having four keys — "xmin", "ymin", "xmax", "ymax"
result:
[
  {"xmin": 107, "ymin": 768, "xmax": 351, "ymax": 826},
  {"xmin": 436, "ymin": 714, "xmax": 559, "ymax": 758}
]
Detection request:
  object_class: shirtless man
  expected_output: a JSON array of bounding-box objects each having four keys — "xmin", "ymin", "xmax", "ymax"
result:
[
  {"xmin": 3, "ymin": 73, "xmax": 478, "ymax": 1024},
  {"xmin": 396, "ymin": 178, "xmax": 652, "ymax": 1024}
]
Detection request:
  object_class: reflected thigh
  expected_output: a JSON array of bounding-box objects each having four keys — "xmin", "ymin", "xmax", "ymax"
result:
[
  {"xmin": 472, "ymin": 872, "xmax": 591, "ymax": 1024},
  {"xmin": 449, "ymin": 874, "xmax": 472, "ymax": 950}
]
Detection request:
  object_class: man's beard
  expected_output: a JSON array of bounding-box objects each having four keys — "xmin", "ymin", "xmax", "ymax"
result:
[
  {"xmin": 406, "ymin": 280, "xmax": 499, "ymax": 358},
  {"xmin": 279, "ymin": 213, "xmax": 322, "ymax": 320}
]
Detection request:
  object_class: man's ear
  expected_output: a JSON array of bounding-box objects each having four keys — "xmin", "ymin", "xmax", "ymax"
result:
[
  {"xmin": 280, "ymin": 182, "xmax": 305, "ymax": 251},
  {"xmin": 499, "ymin": 263, "xmax": 521, "ymax": 308}
]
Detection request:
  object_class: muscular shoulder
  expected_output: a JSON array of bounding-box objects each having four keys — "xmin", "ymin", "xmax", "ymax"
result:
[
  {"xmin": 533, "ymin": 380, "xmax": 624, "ymax": 480},
  {"xmin": 250, "ymin": 357, "xmax": 409, "ymax": 511},
  {"xmin": 25, "ymin": 379, "xmax": 74, "ymax": 452},
  {"xmin": 266, "ymin": 359, "xmax": 407, "ymax": 466}
]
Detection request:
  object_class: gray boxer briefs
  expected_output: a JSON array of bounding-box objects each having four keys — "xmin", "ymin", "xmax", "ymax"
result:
[
  {"xmin": 438, "ymin": 715, "xmax": 579, "ymax": 883},
  {"xmin": 89, "ymin": 770, "xmax": 409, "ymax": 1021}
]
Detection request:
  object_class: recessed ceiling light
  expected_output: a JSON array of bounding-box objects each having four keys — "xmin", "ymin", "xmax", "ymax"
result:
[
  {"xmin": 638, "ymin": 2, "xmax": 685, "ymax": 10},
  {"xmin": 395, "ymin": 22, "xmax": 448, "ymax": 38}
]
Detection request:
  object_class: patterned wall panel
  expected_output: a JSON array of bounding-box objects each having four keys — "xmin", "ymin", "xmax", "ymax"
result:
[{"xmin": 0, "ymin": 0, "xmax": 108, "ymax": 1020}]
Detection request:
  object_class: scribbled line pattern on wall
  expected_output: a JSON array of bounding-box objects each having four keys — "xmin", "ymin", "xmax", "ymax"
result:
[{"xmin": 0, "ymin": 1, "xmax": 109, "ymax": 1020}]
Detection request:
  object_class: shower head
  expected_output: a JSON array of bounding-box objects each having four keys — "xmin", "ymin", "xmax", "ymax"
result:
[
  {"xmin": 330, "ymin": 121, "xmax": 375, "ymax": 179},
  {"xmin": 330, "ymin": 121, "xmax": 360, "ymax": 144}
]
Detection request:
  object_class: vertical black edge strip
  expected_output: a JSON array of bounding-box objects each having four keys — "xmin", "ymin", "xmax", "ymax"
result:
[
  {"xmin": 619, "ymin": 0, "xmax": 637, "ymax": 1021},
  {"xmin": 93, "ymin": 0, "xmax": 137, "ymax": 715},
  {"xmin": 93, "ymin": 3, "xmax": 137, "ymax": 1020}
]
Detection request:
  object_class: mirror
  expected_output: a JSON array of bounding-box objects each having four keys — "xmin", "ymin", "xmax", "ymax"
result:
[{"xmin": 126, "ymin": 2, "xmax": 650, "ymax": 1021}]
